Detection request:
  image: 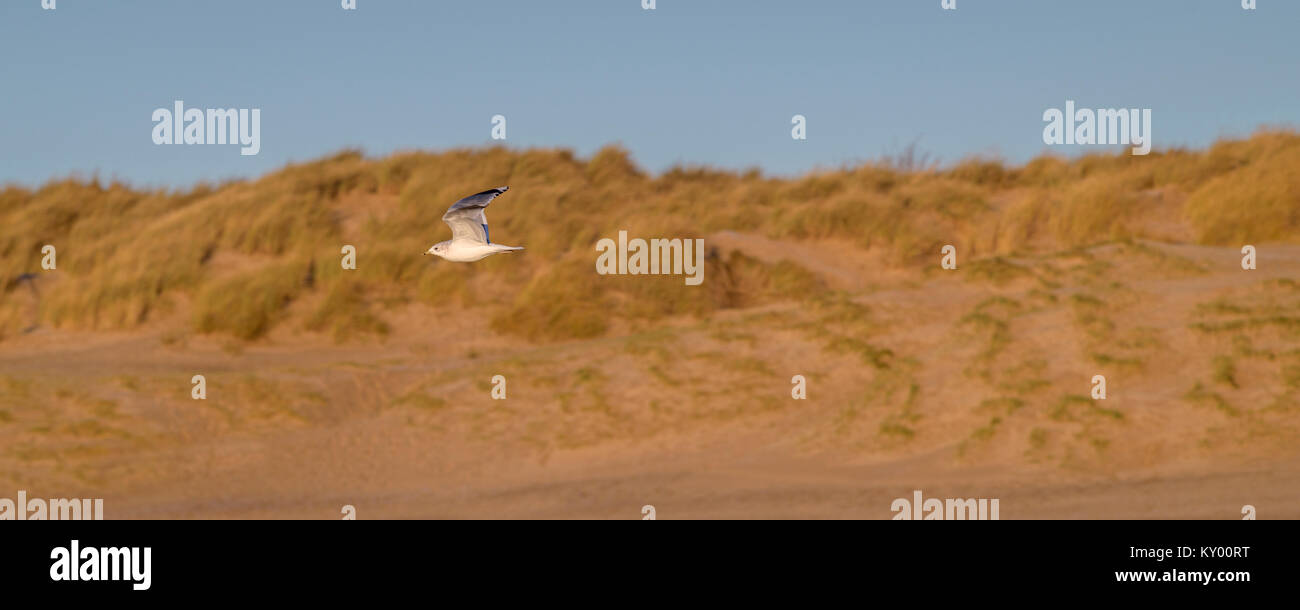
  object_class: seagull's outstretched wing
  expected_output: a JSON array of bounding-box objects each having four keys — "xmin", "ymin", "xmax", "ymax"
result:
[{"xmin": 442, "ymin": 186, "xmax": 508, "ymax": 245}]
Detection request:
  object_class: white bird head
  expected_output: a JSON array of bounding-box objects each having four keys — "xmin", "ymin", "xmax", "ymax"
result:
[{"xmin": 425, "ymin": 241, "xmax": 450, "ymax": 258}]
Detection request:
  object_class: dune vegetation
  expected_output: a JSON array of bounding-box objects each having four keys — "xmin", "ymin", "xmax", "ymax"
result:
[
  {"xmin": 3, "ymin": 130, "xmax": 1300, "ymax": 516},
  {"xmin": 1, "ymin": 129, "xmax": 1299, "ymax": 345}
]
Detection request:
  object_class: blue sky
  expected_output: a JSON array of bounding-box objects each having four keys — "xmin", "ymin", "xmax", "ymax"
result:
[{"xmin": 1, "ymin": 0, "xmax": 1296, "ymax": 188}]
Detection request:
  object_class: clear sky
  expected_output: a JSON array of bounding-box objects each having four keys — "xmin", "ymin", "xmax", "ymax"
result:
[{"xmin": 1, "ymin": 0, "xmax": 1296, "ymax": 188}]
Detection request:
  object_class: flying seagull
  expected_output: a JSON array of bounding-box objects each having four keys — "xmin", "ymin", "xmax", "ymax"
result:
[{"xmin": 424, "ymin": 186, "xmax": 524, "ymax": 262}]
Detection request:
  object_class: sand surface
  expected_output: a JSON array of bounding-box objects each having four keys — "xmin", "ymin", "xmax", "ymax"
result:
[{"xmin": 2, "ymin": 237, "xmax": 1297, "ymax": 519}]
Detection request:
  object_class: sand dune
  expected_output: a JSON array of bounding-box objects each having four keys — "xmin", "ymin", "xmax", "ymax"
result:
[
  {"xmin": 2, "ymin": 239, "xmax": 1296, "ymax": 518},
  {"xmin": 2, "ymin": 136, "xmax": 1298, "ymax": 518}
]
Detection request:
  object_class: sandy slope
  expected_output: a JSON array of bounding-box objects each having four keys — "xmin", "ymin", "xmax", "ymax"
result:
[{"xmin": 1, "ymin": 238, "xmax": 1298, "ymax": 519}]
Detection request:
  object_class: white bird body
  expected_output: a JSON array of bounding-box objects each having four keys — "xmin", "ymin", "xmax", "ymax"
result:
[
  {"xmin": 427, "ymin": 240, "xmax": 522, "ymax": 262},
  {"xmin": 424, "ymin": 186, "xmax": 523, "ymax": 262}
]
